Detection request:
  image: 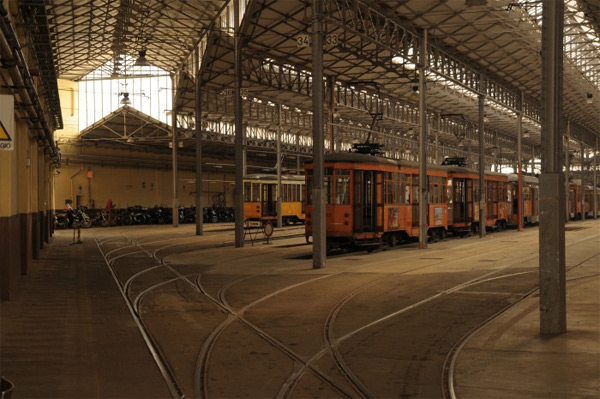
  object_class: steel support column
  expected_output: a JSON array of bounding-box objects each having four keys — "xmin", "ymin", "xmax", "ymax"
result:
[
  {"xmin": 328, "ymin": 75, "xmax": 335, "ymax": 153},
  {"xmin": 539, "ymin": 0, "xmax": 566, "ymax": 335},
  {"xmin": 517, "ymin": 92, "xmax": 523, "ymax": 231},
  {"xmin": 478, "ymin": 77, "xmax": 486, "ymax": 238},
  {"xmin": 434, "ymin": 114, "xmax": 439, "ymax": 164},
  {"xmin": 312, "ymin": 0, "xmax": 326, "ymax": 268},
  {"xmin": 171, "ymin": 74, "xmax": 179, "ymax": 228},
  {"xmin": 418, "ymin": 29, "xmax": 428, "ymax": 249},
  {"xmin": 243, "ymin": 148, "xmax": 247, "ymax": 176},
  {"xmin": 234, "ymin": 0, "xmax": 244, "ymax": 247},
  {"xmin": 277, "ymin": 104, "xmax": 283, "ymax": 228},
  {"xmin": 594, "ymin": 138, "xmax": 598, "ymax": 220},
  {"xmin": 195, "ymin": 50, "xmax": 203, "ymax": 236},
  {"xmin": 565, "ymin": 120, "xmax": 570, "ymax": 222},
  {"xmin": 581, "ymin": 141, "xmax": 585, "ymax": 221}
]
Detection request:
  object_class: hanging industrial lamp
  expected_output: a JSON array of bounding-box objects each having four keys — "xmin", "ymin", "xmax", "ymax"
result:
[
  {"xmin": 134, "ymin": 49, "xmax": 151, "ymax": 67},
  {"xmin": 120, "ymin": 92, "xmax": 131, "ymax": 105}
]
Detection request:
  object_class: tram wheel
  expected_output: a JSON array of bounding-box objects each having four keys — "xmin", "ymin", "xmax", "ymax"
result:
[
  {"xmin": 388, "ymin": 234, "xmax": 397, "ymax": 247},
  {"xmin": 438, "ymin": 228, "xmax": 447, "ymax": 240}
]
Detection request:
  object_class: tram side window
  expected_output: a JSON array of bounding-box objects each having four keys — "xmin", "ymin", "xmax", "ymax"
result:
[
  {"xmin": 290, "ymin": 184, "xmax": 298, "ymax": 202},
  {"xmin": 411, "ymin": 174, "xmax": 419, "ymax": 204},
  {"xmin": 336, "ymin": 177, "xmax": 350, "ymax": 204},
  {"xmin": 251, "ymin": 183, "xmax": 260, "ymax": 202},
  {"xmin": 244, "ymin": 182, "xmax": 251, "ymax": 202},
  {"xmin": 385, "ymin": 172, "xmax": 409, "ymax": 204},
  {"xmin": 523, "ymin": 186, "xmax": 530, "ymax": 201},
  {"xmin": 429, "ymin": 176, "xmax": 446, "ymax": 204}
]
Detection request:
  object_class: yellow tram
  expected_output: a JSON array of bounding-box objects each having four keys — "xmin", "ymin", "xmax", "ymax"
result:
[{"xmin": 243, "ymin": 174, "xmax": 306, "ymax": 225}]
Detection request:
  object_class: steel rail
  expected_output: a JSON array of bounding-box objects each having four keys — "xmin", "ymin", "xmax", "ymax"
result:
[{"xmin": 93, "ymin": 236, "xmax": 185, "ymax": 399}]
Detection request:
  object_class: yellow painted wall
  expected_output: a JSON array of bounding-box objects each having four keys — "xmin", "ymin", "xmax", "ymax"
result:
[
  {"xmin": 55, "ymin": 79, "xmax": 79, "ymax": 138},
  {"xmin": 54, "ymin": 164, "xmax": 235, "ymax": 210}
]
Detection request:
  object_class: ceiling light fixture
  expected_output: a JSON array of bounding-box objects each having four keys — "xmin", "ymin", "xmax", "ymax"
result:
[
  {"xmin": 587, "ymin": 93, "xmax": 593, "ymax": 104},
  {"xmin": 134, "ymin": 49, "xmax": 151, "ymax": 67},
  {"xmin": 483, "ymin": 114, "xmax": 490, "ymax": 123},
  {"xmin": 120, "ymin": 92, "xmax": 131, "ymax": 105}
]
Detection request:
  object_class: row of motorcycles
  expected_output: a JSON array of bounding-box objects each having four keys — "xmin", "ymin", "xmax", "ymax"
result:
[{"xmin": 54, "ymin": 206, "xmax": 235, "ymax": 229}]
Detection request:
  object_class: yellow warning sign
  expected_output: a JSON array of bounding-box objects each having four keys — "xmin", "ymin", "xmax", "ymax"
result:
[
  {"xmin": 0, "ymin": 120, "xmax": 11, "ymax": 141},
  {"xmin": 0, "ymin": 94, "xmax": 15, "ymax": 151}
]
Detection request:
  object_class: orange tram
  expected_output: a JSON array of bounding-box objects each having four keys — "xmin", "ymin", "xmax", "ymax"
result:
[
  {"xmin": 305, "ymin": 150, "xmax": 599, "ymax": 250},
  {"xmin": 304, "ymin": 152, "xmax": 512, "ymax": 250}
]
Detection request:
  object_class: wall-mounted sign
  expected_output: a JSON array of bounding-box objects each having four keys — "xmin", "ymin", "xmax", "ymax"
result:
[
  {"xmin": 86, "ymin": 171, "xmax": 94, "ymax": 178},
  {"xmin": 0, "ymin": 95, "xmax": 15, "ymax": 151}
]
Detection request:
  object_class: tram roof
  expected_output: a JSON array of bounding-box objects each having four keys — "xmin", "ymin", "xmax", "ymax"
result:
[{"xmin": 507, "ymin": 174, "xmax": 540, "ymax": 184}]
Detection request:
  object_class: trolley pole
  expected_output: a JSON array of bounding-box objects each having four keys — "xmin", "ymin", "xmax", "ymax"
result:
[
  {"xmin": 195, "ymin": 48, "xmax": 203, "ymax": 236},
  {"xmin": 418, "ymin": 28, "xmax": 428, "ymax": 249},
  {"xmin": 478, "ymin": 76, "xmax": 486, "ymax": 238},
  {"xmin": 312, "ymin": 0, "xmax": 326, "ymax": 268},
  {"xmin": 517, "ymin": 91, "xmax": 523, "ymax": 231},
  {"xmin": 171, "ymin": 73, "xmax": 179, "ymax": 228},
  {"xmin": 539, "ymin": 0, "xmax": 566, "ymax": 335},
  {"xmin": 234, "ymin": 0, "xmax": 244, "ymax": 247}
]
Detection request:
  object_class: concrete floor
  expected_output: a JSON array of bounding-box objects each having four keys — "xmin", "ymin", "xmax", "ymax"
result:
[{"xmin": 1, "ymin": 220, "xmax": 598, "ymax": 398}]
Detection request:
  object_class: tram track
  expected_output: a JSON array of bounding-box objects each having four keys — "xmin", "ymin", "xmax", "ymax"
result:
[
  {"xmin": 94, "ymin": 226, "xmax": 598, "ymax": 398},
  {"xmin": 93, "ymin": 236, "xmax": 185, "ymax": 399},
  {"xmin": 442, "ymin": 252, "xmax": 600, "ymax": 399},
  {"xmin": 275, "ymin": 235, "xmax": 599, "ymax": 398},
  {"xmin": 99, "ymin": 230, "xmax": 325, "ymax": 398}
]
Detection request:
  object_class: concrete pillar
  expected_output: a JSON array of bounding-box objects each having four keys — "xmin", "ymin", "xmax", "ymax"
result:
[
  {"xmin": 539, "ymin": 0, "xmax": 566, "ymax": 335},
  {"xmin": 234, "ymin": 0, "xmax": 245, "ymax": 247},
  {"xmin": 418, "ymin": 29, "xmax": 428, "ymax": 249},
  {"xmin": 32, "ymin": 143, "xmax": 40, "ymax": 259},
  {"xmin": 312, "ymin": 0, "xmax": 326, "ymax": 269}
]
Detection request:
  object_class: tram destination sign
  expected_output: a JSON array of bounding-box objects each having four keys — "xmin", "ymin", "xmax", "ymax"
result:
[{"xmin": 0, "ymin": 95, "xmax": 15, "ymax": 151}]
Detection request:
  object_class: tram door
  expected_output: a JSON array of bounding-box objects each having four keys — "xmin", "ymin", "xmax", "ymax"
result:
[
  {"xmin": 262, "ymin": 183, "xmax": 277, "ymax": 217},
  {"xmin": 453, "ymin": 178, "xmax": 474, "ymax": 223},
  {"xmin": 353, "ymin": 170, "xmax": 381, "ymax": 233}
]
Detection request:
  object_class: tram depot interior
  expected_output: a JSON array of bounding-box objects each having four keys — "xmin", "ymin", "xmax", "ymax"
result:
[{"xmin": 0, "ymin": 0, "xmax": 599, "ymax": 398}]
